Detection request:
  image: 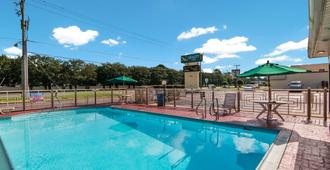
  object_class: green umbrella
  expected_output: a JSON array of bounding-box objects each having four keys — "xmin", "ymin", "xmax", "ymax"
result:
[
  {"xmin": 107, "ymin": 76, "xmax": 137, "ymax": 86},
  {"xmin": 239, "ymin": 61, "xmax": 306, "ymax": 102}
]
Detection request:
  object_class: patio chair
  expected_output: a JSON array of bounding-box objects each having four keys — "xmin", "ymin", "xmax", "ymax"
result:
[
  {"xmin": 30, "ymin": 92, "xmax": 44, "ymax": 103},
  {"xmin": 219, "ymin": 93, "xmax": 237, "ymax": 115},
  {"xmin": 0, "ymin": 106, "xmax": 15, "ymax": 114}
]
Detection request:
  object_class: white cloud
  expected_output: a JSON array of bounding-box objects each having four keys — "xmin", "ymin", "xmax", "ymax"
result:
[
  {"xmin": 203, "ymin": 68, "xmax": 213, "ymax": 73},
  {"xmin": 223, "ymin": 25, "xmax": 227, "ymax": 30},
  {"xmin": 195, "ymin": 36, "xmax": 256, "ymax": 55},
  {"xmin": 203, "ymin": 54, "xmax": 239, "ymax": 64},
  {"xmin": 52, "ymin": 26, "xmax": 98, "ymax": 47},
  {"xmin": 3, "ymin": 46, "xmax": 21, "ymax": 57},
  {"xmin": 177, "ymin": 26, "xmax": 218, "ymax": 40},
  {"xmin": 102, "ymin": 38, "xmax": 127, "ymax": 47},
  {"xmin": 196, "ymin": 36, "xmax": 255, "ymax": 64},
  {"xmin": 265, "ymin": 38, "xmax": 308, "ymax": 57},
  {"xmin": 255, "ymin": 55, "xmax": 302, "ymax": 65},
  {"xmin": 203, "ymin": 55, "xmax": 219, "ymax": 64},
  {"xmin": 101, "ymin": 38, "xmax": 120, "ymax": 47},
  {"xmin": 3, "ymin": 46, "xmax": 33, "ymax": 58},
  {"xmin": 215, "ymin": 65, "xmax": 233, "ymax": 71}
]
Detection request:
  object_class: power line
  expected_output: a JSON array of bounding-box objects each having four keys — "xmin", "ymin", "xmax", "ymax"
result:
[
  {"xmin": 1, "ymin": 36, "xmax": 174, "ymax": 64},
  {"xmin": 27, "ymin": 0, "xmax": 169, "ymax": 46},
  {"xmin": 27, "ymin": 40, "xmax": 174, "ymax": 64},
  {"xmin": 27, "ymin": 0, "xmax": 192, "ymax": 54}
]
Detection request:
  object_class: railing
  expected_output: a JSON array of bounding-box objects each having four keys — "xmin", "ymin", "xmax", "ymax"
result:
[
  {"xmin": 0, "ymin": 88, "xmax": 134, "ymax": 112},
  {"xmin": 0, "ymin": 87, "xmax": 328, "ymax": 121},
  {"xmin": 140, "ymin": 87, "xmax": 329, "ymax": 120}
]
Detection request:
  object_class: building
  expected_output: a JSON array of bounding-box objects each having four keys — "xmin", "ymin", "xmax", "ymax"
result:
[
  {"xmin": 308, "ymin": 0, "xmax": 330, "ymax": 110},
  {"xmin": 270, "ymin": 63, "xmax": 328, "ymax": 89}
]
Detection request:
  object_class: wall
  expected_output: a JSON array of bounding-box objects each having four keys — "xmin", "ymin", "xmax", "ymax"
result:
[
  {"xmin": 184, "ymin": 71, "xmax": 200, "ymax": 89},
  {"xmin": 270, "ymin": 72, "xmax": 328, "ymax": 89},
  {"xmin": 292, "ymin": 63, "xmax": 328, "ymax": 72}
]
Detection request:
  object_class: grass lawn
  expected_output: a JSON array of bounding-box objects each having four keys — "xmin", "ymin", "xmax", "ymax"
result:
[{"xmin": 0, "ymin": 90, "xmax": 129, "ymax": 103}]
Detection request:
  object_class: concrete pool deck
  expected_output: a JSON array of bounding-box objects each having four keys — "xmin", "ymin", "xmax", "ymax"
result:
[
  {"xmin": 0, "ymin": 104, "xmax": 329, "ymax": 169},
  {"xmin": 113, "ymin": 104, "xmax": 330, "ymax": 170}
]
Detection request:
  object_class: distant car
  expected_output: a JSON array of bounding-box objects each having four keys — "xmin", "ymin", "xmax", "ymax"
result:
[
  {"xmin": 289, "ymin": 81, "xmax": 303, "ymax": 89},
  {"xmin": 243, "ymin": 84, "xmax": 255, "ymax": 91}
]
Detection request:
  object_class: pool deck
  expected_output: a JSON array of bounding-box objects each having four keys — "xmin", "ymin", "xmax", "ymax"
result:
[
  {"xmin": 0, "ymin": 104, "xmax": 329, "ymax": 170},
  {"xmin": 113, "ymin": 104, "xmax": 330, "ymax": 170}
]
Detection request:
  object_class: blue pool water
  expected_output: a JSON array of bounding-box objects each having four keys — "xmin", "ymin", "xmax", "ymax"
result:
[{"xmin": 0, "ymin": 107, "xmax": 278, "ymax": 170}]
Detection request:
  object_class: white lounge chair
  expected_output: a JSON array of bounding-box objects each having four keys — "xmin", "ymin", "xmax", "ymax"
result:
[{"xmin": 0, "ymin": 106, "xmax": 15, "ymax": 114}]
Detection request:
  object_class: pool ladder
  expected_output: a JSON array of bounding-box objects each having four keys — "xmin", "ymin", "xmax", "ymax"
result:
[
  {"xmin": 54, "ymin": 91, "xmax": 63, "ymax": 109},
  {"xmin": 196, "ymin": 97, "xmax": 207, "ymax": 118},
  {"xmin": 209, "ymin": 98, "xmax": 220, "ymax": 120}
]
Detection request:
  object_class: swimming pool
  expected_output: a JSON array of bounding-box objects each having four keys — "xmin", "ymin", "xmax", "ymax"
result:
[{"xmin": 0, "ymin": 107, "xmax": 278, "ymax": 170}]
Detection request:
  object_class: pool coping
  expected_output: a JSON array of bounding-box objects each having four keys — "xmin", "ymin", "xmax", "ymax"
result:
[{"xmin": 0, "ymin": 105, "xmax": 290, "ymax": 170}]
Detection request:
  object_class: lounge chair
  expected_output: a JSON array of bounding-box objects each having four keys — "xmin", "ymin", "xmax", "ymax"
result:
[
  {"xmin": 219, "ymin": 93, "xmax": 237, "ymax": 115},
  {"xmin": 0, "ymin": 106, "xmax": 15, "ymax": 114},
  {"xmin": 30, "ymin": 92, "xmax": 44, "ymax": 103}
]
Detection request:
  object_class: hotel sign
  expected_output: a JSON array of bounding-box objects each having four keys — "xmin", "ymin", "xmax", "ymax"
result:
[
  {"xmin": 183, "ymin": 65, "xmax": 201, "ymax": 72},
  {"xmin": 181, "ymin": 53, "xmax": 203, "ymax": 63}
]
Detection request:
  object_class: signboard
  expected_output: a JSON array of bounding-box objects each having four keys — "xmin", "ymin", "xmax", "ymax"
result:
[
  {"xmin": 231, "ymin": 69, "xmax": 240, "ymax": 76},
  {"xmin": 183, "ymin": 65, "xmax": 201, "ymax": 72},
  {"xmin": 181, "ymin": 53, "xmax": 203, "ymax": 63}
]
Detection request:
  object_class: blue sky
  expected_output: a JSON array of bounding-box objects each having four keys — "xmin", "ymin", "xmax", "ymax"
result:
[{"xmin": 0, "ymin": 0, "xmax": 327, "ymax": 72}]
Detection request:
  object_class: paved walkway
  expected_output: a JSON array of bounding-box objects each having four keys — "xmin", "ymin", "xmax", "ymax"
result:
[{"xmin": 114, "ymin": 104, "xmax": 330, "ymax": 170}]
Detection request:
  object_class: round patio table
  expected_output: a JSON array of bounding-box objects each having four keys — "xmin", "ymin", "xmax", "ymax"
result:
[{"xmin": 254, "ymin": 100, "xmax": 287, "ymax": 121}]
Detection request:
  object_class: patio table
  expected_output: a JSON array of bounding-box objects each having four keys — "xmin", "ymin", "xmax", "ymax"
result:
[
  {"xmin": 254, "ymin": 100, "xmax": 287, "ymax": 121},
  {"xmin": 119, "ymin": 94, "xmax": 132, "ymax": 104}
]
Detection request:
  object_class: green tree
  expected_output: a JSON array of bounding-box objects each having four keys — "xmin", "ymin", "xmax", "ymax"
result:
[
  {"xmin": 0, "ymin": 55, "xmax": 20, "ymax": 87},
  {"xmin": 150, "ymin": 64, "xmax": 168, "ymax": 85},
  {"xmin": 127, "ymin": 66, "xmax": 151, "ymax": 85}
]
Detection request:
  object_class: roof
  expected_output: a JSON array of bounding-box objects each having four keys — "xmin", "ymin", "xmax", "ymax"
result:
[
  {"xmin": 308, "ymin": 0, "xmax": 330, "ymax": 58},
  {"xmin": 291, "ymin": 63, "xmax": 328, "ymax": 72}
]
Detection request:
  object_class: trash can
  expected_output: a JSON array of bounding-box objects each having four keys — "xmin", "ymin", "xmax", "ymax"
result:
[{"xmin": 157, "ymin": 93, "xmax": 165, "ymax": 106}]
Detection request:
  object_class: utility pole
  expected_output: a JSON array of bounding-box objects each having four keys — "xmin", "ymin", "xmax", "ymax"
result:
[{"xmin": 16, "ymin": 0, "xmax": 29, "ymax": 110}]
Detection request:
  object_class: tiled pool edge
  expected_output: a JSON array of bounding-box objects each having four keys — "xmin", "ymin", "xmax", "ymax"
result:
[
  {"xmin": 257, "ymin": 129, "xmax": 292, "ymax": 170},
  {"xmin": 112, "ymin": 106, "xmax": 288, "ymax": 170}
]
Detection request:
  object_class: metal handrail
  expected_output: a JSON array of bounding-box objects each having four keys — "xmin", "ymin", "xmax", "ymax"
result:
[
  {"xmin": 209, "ymin": 98, "xmax": 220, "ymax": 120},
  {"xmin": 196, "ymin": 97, "xmax": 207, "ymax": 118},
  {"xmin": 54, "ymin": 91, "xmax": 63, "ymax": 109}
]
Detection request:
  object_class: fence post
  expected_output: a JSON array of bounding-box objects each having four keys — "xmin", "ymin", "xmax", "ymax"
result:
[
  {"xmin": 51, "ymin": 89, "xmax": 54, "ymax": 109},
  {"xmin": 173, "ymin": 88, "xmax": 176, "ymax": 108},
  {"xmin": 145, "ymin": 88, "xmax": 149, "ymax": 105},
  {"xmin": 94, "ymin": 89, "xmax": 97, "ymax": 105},
  {"xmin": 307, "ymin": 88, "xmax": 311, "ymax": 122},
  {"xmin": 191, "ymin": 90, "xmax": 194, "ymax": 110},
  {"xmin": 237, "ymin": 91, "xmax": 240, "ymax": 112},
  {"xmin": 287, "ymin": 91, "xmax": 290, "ymax": 115},
  {"xmin": 74, "ymin": 88, "xmax": 77, "ymax": 107},
  {"xmin": 111, "ymin": 88, "xmax": 114, "ymax": 104},
  {"xmin": 163, "ymin": 85, "xmax": 166, "ymax": 106},
  {"xmin": 252, "ymin": 90, "xmax": 255, "ymax": 112},
  {"xmin": 323, "ymin": 88, "xmax": 327, "ymax": 121}
]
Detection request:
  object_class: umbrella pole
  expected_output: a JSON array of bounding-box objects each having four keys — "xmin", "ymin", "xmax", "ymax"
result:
[
  {"xmin": 267, "ymin": 75, "xmax": 272, "ymax": 122},
  {"xmin": 268, "ymin": 75, "xmax": 271, "ymax": 102}
]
